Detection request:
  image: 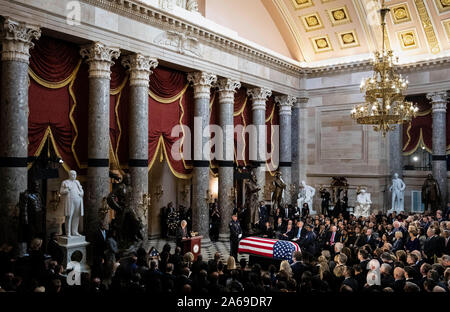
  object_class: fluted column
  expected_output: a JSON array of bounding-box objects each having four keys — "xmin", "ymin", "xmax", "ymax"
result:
[
  {"xmin": 217, "ymin": 78, "xmax": 241, "ymax": 241},
  {"xmin": 291, "ymin": 97, "xmax": 308, "ymax": 203},
  {"xmin": 247, "ymin": 88, "xmax": 272, "ymax": 201},
  {"xmin": 122, "ymin": 54, "xmax": 158, "ymax": 241},
  {"xmin": 0, "ymin": 17, "xmax": 41, "ymax": 244},
  {"xmin": 187, "ymin": 72, "xmax": 217, "ymax": 246},
  {"xmin": 275, "ymin": 95, "xmax": 296, "ymax": 205},
  {"xmin": 427, "ymin": 91, "xmax": 449, "ymax": 208},
  {"xmin": 80, "ymin": 42, "xmax": 120, "ymax": 241}
]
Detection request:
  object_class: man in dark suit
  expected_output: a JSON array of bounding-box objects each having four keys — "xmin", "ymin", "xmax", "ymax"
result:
[
  {"xmin": 342, "ymin": 266, "xmax": 359, "ymax": 292},
  {"xmin": 423, "ymin": 227, "xmax": 444, "ymax": 263},
  {"xmin": 357, "ymin": 248, "xmax": 370, "ymax": 277},
  {"xmin": 92, "ymin": 223, "xmax": 108, "ymax": 278},
  {"xmin": 274, "ymin": 217, "xmax": 285, "ymax": 236},
  {"xmin": 282, "ymin": 204, "xmax": 292, "ymax": 223},
  {"xmin": 302, "ymin": 225, "xmax": 317, "ymax": 256},
  {"xmin": 393, "ymin": 267, "xmax": 406, "ymax": 293},
  {"xmin": 292, "ymin": 221, "xmax": 307, "ymax": 244},
  {"xmin": 364, "ymin": 228, "xmax": 378, "ymax": 250},
  {"xmin": 325, "ymin": 225, "xmax": 341, "ymax": 252},
  {"xmin": 380, "ymin": 263, "xmax": 395, "ymax": 289},
  {"xmin": 175, "ymin": 220, "xmax": 190, "ymax": 250},
  {"xmin": 258, "ymin": 202, "xmax": 268, "ymax": 230},
  {"xmin": 280, "ymin": 220, "xmax": 294, "ymax": 240},
  {"xmin": 261, "ymin": 221, "xmax": 274, "ymax": 238},
  {"xmin": 229, "ymin": 214, "xmax": 242, "ymax": 261},
  {"xmin": 47, "ymin": 232, "xmax": 64, "ymax": 264},
  {"xmin": 290, "ymin": 251, "xmax": 306, "ymax": 281}
]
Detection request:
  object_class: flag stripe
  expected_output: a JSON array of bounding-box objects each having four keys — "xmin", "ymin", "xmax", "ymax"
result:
[{"xmin": 238, "ymin": 246, "xmax": 273, "ymax": 257}]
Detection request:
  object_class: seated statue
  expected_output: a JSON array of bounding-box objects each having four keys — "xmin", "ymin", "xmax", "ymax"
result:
[
  {"xmin": 297, "ymin": 181, "xmax": 316, "ymax": 215},
  {"xmin": 354, "ymin": 188, "xmax": 371, "ymax": 218}
]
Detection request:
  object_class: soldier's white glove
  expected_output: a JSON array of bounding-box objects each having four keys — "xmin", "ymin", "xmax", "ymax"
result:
[{"xmin": 238, "ymin": 234, "xmax": 242, "ymax": 239}]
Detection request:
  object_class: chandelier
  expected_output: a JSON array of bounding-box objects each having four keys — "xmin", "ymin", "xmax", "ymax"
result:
[{"xmin": 350, "ymin": 1, "xmax": 418, "ymax": 136}]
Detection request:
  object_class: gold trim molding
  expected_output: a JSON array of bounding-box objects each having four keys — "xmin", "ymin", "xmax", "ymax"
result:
[{"xmin": 414, "ymin": 0, "xmax": 441, "ymax": 54}]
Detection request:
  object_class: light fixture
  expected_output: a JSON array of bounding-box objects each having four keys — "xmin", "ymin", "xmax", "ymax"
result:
[
  {"xmin": 412, "ymin": 156, "xmax": 419, "ymax": 162},
  {"xmin": 350, "ymin": 0, "xmax": 418, "ymax": 136}
]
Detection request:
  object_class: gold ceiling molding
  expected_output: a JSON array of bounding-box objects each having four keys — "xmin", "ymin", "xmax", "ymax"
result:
[
  {"xmin": 337, "ymin": 30, "xmax": 360, "ymax": 48},
  {"xmin": 434, "ymin": 0, "xmax": 450, "ymax": 14},
  {"xmin": 390, "ymin": 2, "xmax": 412, "ymax": 24},
  {"xmin": 311, "ymin": 35, "xmax": 333, "ymax": 53},
  {"xmin": 443, "ymin": 18, "xmax": 450, "ymax": 42},
  {"xmin": 300, "ymin": 12, "xmax": 325, "ymax": 31},
  {"xmin": 397, "ymin": 28, "xmax": 420, "ymax": 50},
  {"xmin": 327, "ymin": 6, "xmax": 352, "ymax": 26},
  {"xmin": 414, "ymin": 0, "xmax": 441, "ymax": 54},
  {"xmin": 321, "ymin": 0, "xmax": 335, "ymax": 3},
  {"xmin": 292, "ymin": 0, "xmax": 314, "ymax": 10}
]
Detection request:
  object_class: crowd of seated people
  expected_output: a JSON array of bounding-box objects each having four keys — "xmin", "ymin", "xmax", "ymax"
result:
[{"xmin": 0, "ymin": 209, "xmax": 449, "ymax": 293}]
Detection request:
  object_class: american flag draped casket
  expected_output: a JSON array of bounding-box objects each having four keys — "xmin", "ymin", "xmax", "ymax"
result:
[{"xmin": 238, "ymin": 237, "xmax": 300, "ymax": 263}]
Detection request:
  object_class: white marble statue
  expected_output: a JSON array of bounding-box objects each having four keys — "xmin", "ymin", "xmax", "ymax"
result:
[
  {"xmin": 354, "ymin": 188, "xmax": 371, "ymax": 218},
  {"xmin": 60, "ymin": 170, "xmax": 84, "ymax": 237},
  {"xmin": 388, "ymin": 173, "xmax": 406, "ymax": 214},
  {"xmin": 297, "ymin": 181, "xmax": 316, "ymax": 215}
]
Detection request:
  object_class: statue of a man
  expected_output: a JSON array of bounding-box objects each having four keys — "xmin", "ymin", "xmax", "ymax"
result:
[
  {"xmin": 297, "ymin": 181, "xmax": 315, "ymax": 215},
  {"xmin": 245, "ymin": 172, "xmax": 260, "ymax": 231},
  {"xmin": 59, "ymin": 170, "xmax": 84, "ymax": 237},
  {"xmin": 271, "ymin": 171, "xmax": 286, "ymax": 214},
  {"xmin": 389, "ymin": 173, "xmax": 406, "ymax": 213},
  {"xmin": 422, "ymin": 174, "xmax": 441, "ymax": 213},
  {"xmin": 18, "ymin": 180, "xmax": 44, "ymax": 248},
  {"xmin": 354, "ymin": 188, "xmax": 371, "ymax": 218}
]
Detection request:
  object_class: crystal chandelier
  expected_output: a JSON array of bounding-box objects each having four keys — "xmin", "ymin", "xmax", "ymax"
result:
[{"xmin": 351, "ymin": 1, "xmax": 418, "ymax": 136}]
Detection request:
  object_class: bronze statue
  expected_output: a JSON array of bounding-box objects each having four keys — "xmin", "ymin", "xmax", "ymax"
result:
[
  {"xmin": 107, "ymin": 173, "xmax": 144, "ymax": 249},
  {"xmin": 422, "ymin": 174, "xmax": 441, "ymax": 213},
  {"xmin": 245, "ymin": 172, "xmax": 260, "ymax": 232},
  {"xmin": 271, "ymin": 171, "xmax": 286, "ymax": 214},
  {"xmin": 18, "ymin": 180, "xmax": 44, "ymax": 247}
]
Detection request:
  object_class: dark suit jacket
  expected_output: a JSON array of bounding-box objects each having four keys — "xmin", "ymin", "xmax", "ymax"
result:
[
  {"xmin": 274, "ymin": 221, "xmax": 286, "ymax": 233},
  {"xmin": 325, "ymin": 231, "xmax": 341, "ymax": 245},
  {"xmin": 93, "ymin": 229, "xmax": 108, "ymax": 259},
  {"xmin": 176, "ymin": 226, "xmax": 189, "ymax": 248},
  {"xmin": 261, "ymin": 226, "xmax": 274, "ymax": 238},
  {"xmin": 381, "ymin": 273, "xmax": 395, "ymax": 289},
  {"xmin": 364, "ymin": 235, "xmax": 378, "ymax": 249},
  {"xmin": 293, "ymin": 227, "xmax": 307, "ymax": 242},
  {"xmin": 282, "ymin": 207, "xmax": 293, "ymax": 220},
  {"xmin": 424, "ymin": 236, "xmax": 444, "ymax": 260},
  {"xmin": 393, "ymin": 279, "xmax": 405, "ymax": 292},
  {"xmin": 342, "ymin": 277, "xmax": 359, "ymax": 292},
  {"xmin": 281, "ymin": 228, "xmax": 295, "ymax": 240}
]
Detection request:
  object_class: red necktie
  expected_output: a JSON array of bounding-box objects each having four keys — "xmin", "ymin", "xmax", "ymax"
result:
[{"xmin": 331, "ymin": 232, "xmax": 335, "ymax": 244}]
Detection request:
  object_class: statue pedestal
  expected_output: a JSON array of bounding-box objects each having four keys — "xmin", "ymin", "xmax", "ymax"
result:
[{"xmin": 57, "ymin": 236, "xmax": 90, "ymax": 273}]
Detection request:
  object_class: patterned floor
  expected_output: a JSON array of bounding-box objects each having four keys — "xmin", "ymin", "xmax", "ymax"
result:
[{"xmin": 147, "ymin": 238, "xmax": 249, "ymax": 263}]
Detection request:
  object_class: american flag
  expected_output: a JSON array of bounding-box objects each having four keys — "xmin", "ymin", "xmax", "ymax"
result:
[{"xmin": 238, "ymin": 237, "xmax": 300, "ymax": 263}]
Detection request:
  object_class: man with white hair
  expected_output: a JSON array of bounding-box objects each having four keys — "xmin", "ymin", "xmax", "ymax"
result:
[{"xmin": 380, "ymin": 263, "xmax": 394, "ymax": 289}]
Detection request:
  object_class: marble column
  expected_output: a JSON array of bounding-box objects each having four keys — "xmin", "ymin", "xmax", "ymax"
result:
[
  {"xmin": 291, "ymin": 97, "xmax": 308, "ymax": 204},
  {"xmin": 389, "ymin": 125, "xmax": 403, "ymax": 179},
  {"xmin": 80, "ymin": 42, "xmax": 120, "ymax": 241},
  {"xmin": 187, "ymin": 72, "xmax": 217, "ymax": 247},
  {"xmin": 122, "ymin": 54, "xmax": 158, "ymax": 241},
  {"xmin": 275, "ymin": 95, "xmax": 296, "ymax": 205},
  {"xmin": 0, "ymin": 18, "xmax": 40, "ymax": 244},
  {"xmin": 216, "ymin": 78, "xmax": 241, "ymax": 242},
  {"xmin": 247, "ymin": 88, "xmax": 272, "ymax": 201},
  {"xmin": 427, "ymin": 91, "xmax": 449, "ymax": 208}
]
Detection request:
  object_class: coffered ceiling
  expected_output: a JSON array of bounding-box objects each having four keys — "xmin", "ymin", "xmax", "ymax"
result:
[{"xmin": 269, "ymin": 0, "xmax": 450, "ymax": 65}]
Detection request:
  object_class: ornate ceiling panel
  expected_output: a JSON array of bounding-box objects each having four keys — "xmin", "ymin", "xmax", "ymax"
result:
[{"xmin": 272, "ymin": 0, "xmax": 450, "ymax": 65}]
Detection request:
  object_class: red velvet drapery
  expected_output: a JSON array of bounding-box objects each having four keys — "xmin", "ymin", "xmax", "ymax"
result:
[
  {"xmin": 402, "ymin": 94, "xmax": 450, "ymax": 155},
  {"xmin": 28, "ymin": 36, "xmax": 81, "ymax": 172},
  {"xmin": 148, "ymin": 66, "xmax": 193, "ymax": 179}
]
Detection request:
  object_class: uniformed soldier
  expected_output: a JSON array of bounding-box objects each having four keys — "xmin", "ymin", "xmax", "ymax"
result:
[{"xmin": 229, "ymin": 213, "xmax": 242, "ymax": 260}]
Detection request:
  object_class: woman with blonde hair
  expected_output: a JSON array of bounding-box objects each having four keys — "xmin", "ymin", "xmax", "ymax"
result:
[
  {"xmin": 392, "ymin": 230, "xmax": 404, "ymax": 252},
  {"xmin": 226, "ymin": 256, "xmax": 236, "ymax": 270},
  {"xmin": 279, "ymin": 260, "xmax": 293, "ymax": 278}
]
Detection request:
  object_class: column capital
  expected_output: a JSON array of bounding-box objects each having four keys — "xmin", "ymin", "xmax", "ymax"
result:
[
  {"xmin": 427, "ymin": 91, "xmax": 448, "ymax": 113},
  {"xmin": 80, "ymin": 42, "xmax": 120, "ymax": 79},
  {"xmin": 247, "ymin": 87, "xmax": 272, "ymax": 111},
  {"xmin": 187, "ymin": 71, "xmax": 217, "ymax": 99},
  {"xmin": 275, "ymin": 95, "xmax": 296, "ymax": 116},
  {"xmin": 216, "ymin": 78, "xmax": 241, "ymax": 102},
  {"xmin": 294, "ymin": 97, "xmax": 309, "ymax": 109},
  {"xmin": 0, "ymin": 17, "xmax": 41, "ymax": 63},
  {"xmin": 122, "ymin": 53, "xmax": 158, "ymax": 87}
]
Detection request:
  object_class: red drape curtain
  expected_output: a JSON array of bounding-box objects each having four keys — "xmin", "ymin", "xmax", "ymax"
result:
[
  {"xmin": 402, "ymin": 95, "xmax": 450, "ymax": 155},
  {"xmin": 233, "ymin": 88, "xmax": 250, "ymax": 167},
  {"xmin": 148, "ymin": 66, "xmax": 193, "ymax": 179},
  {"xmin": 110, "ymin": 61, "xmax": 129, "ymax": 168},
  {"xmin": 28, "ymin": 36, "xmax": 81, "ymax": 172}
]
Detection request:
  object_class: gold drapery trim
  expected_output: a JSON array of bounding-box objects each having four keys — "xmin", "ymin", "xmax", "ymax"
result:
[
  {"xmin": 233, "ymin": 97, "xmax": 247, "ymax": 117},
  {"xmin": 28, "ymin": 60, "xmax": 82, "ymax": 89},
  {"xmin": 402, "ymin": 128, "xmax": 432, "ymax": 156},
  {"xmin": 68, "ymin": 63, "xmax": 85, "ymax": 169},
  {"xmin": 148, "ymin": 135, "xmax": 192, "ymax": 179},
  {"xmin": 27, "ymin": 126, "xmax": 71, "ymax": 172},
  {"xmin": 112, "ymin": 75, "xmax": 129, "ymax": 169},
  {"xmin": 149, "ymin": 84, "xmax": 189, "ymax": 103},
  {"xmin": 233, "ymin": 97, "xmax": 248, "ymax": 166}
]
